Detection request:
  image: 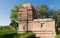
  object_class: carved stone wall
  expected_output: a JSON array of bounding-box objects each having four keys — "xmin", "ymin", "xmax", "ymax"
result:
[{"xmin": 18, "ymin": 3, "xmax": 37, "ymax": 21}]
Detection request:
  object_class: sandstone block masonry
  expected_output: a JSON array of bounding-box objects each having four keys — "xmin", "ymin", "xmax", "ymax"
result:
[{"xmin": 18, "ymin": 3, "xmax": 56, "ymax": 38}]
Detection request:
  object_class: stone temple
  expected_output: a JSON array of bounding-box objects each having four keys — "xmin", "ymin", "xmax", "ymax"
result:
[{"xmin": 18, "ymin": 3, "xmax": 56, "ymax": 38}]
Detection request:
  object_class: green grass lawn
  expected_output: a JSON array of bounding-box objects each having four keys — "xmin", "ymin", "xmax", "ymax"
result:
[
  {"xmin": 0, "ymin": 30, "xmax": 35, "ymax": 38},
  {"xmin": 55, "ymin": 35, "xmax": 60, "ymax": 38}
]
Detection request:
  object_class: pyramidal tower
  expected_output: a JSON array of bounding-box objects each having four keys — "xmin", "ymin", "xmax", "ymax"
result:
[
  {"xmin": 18, "ymin": 3, "xmax": 37, "ymax": 21},
  {"xmin": 18, "ymin": 3, "xmax": 37, "ymax": 33}
]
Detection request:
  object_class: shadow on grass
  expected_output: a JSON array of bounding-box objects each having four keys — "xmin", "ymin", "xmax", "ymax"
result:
[
  {"xmin": 0, "ymin": 33, "xmax": 36, "ymax": 38},
  {"xmin": 0, "ymin": 33, "xmax": 17, "ymax": 38}
]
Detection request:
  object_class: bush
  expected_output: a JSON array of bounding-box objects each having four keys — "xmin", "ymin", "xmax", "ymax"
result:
[
  {"xmin": 0, "ymin": 30, "xmax": 35, "ymax": 38},
  {"xmin": 20, "ymin": 33, "xmax": 35, "ymax": 38},
  {"xmin": 0, "ymin": 30, "xmax": 17, "ymax": 38}
]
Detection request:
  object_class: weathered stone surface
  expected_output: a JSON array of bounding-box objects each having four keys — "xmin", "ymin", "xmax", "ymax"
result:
[{"xmin": 18, "ymin": 3, "xmax": 37, "ymax": 21}]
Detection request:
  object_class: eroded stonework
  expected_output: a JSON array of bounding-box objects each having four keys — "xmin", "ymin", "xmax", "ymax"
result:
[{"xmin": 18, "ymin": 3, "xmax": 56, "ymax": 38}]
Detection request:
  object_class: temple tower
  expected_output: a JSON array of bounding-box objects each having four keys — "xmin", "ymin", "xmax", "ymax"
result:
[{"xmin": 18, "ymin": 3, "xmax": 37, "ymax": 33}]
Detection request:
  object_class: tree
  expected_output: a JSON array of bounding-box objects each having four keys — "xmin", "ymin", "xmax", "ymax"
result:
[
  {"xmin": 52, "ymin": 10, "xmax": 60, "ymax": 28},
  {"xmin": 9, "ymin": 20, "xmax": 18, "ymax": 30},
  {"xmin": 10, "ymin": 6, "xmax": 19, "ymax": 22},
  {"xmin": 10, "ymin": 6, "xmax": 19, "ymax": 30},
  {"xmin": 36, "ymin": 5, "xmax": 49, "ymax": 18}
]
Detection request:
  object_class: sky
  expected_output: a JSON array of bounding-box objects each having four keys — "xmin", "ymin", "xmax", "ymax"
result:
[{"xmin": 0, "ymin": 0, "xmax": 60, "ymax": 26}]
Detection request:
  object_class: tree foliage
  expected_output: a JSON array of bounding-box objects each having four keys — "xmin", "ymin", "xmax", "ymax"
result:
[
  {"xmin": 10, "ymin": 6, "xmax": 19, "ymax": 22},
  {"xmin": 10, "ymin": 6, "xmax": 19, "ymax": 30},
  {"xmin": 36, "ymin": 5, "xmax": 49, "ymax": 18},
  {"xmin": 52, "ymin": 10, "xmax": 60, "ymax": 28},
  {"xmin": 9, "ymin": 20, "xmax": 18, "ymax": 30}
]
